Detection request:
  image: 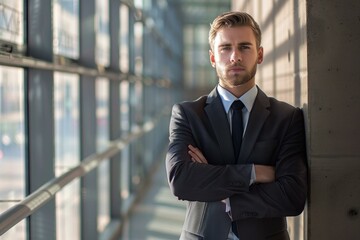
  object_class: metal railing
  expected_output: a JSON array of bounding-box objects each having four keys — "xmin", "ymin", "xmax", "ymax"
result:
[{"xmin": 0, "ymin": 108, "xmax": 169, "ymax": 236}]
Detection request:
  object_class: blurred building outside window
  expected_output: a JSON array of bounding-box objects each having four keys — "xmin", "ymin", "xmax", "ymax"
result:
[
  {"xmin": 95, "ymin": 77, "xmax": 110, "ymax": 232},
  {"xmin": 54, "ymin": 72, "xmax": 80, "ymax": 240},
  {"xmin": 119, "ymin": 4, "xmax": 129, "ymax": 73},
  {"xmin": 0, "ymin": 0, "xmax": 24, "ymax": 45},
  {"xmin": 95, "ymin": 0, "xmax": 110, "ymax": 67},
  {"xmin": 53, "ymin": 0, "xmax": 79, "ymax": 59},
  {"xmin": 0, "ymin": 65, "xmax": 25, "ymax": 240}
]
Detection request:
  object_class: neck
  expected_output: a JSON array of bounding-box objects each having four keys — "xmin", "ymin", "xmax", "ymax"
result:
[{"xmin": 219, "ymin": 79, "xmax": 255, "ymax": 98}]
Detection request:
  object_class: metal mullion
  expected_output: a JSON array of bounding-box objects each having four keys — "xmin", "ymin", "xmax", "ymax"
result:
[{"xmin": 0, "ymin": 54, "xmax": 128, "ymax": 81}]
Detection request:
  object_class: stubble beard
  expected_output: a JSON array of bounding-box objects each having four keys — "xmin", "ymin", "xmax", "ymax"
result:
[{"xmin": 217, "ymin": 63, "xmax": 257, "ymax": 89}]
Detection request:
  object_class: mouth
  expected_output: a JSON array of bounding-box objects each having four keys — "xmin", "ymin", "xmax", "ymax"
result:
[
  {"xmin": 229, "ymin": 66, "xmax": 244, "ymax": 70},
  {"xmin": 227, "ymin": 63, "xmax": 245, "ymax": 70},
  {"xmin": 228, "ymin": 66, "xmax": 245, "ymax": 73}
]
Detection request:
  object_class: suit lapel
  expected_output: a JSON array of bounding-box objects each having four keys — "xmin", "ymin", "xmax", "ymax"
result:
[
  {"xmin": 205, "ymin": 88, "xmax": 236, "ymax": 164},
  {"xmin": 239, "ymin": 88, "xmax": 270, "ymax": 163}
]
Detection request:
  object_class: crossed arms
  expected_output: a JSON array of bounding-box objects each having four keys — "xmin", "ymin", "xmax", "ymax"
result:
[
  {"xmin": 188, "ymin": 145, "xmax": 275, "ymax": 183},
  {"xmin": 166, "ymin": 103, "xmax": 308, "ymax": 220}
]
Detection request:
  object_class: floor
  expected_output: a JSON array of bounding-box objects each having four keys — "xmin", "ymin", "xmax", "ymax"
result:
[{"xmin": 120, "ymin": 162, "xmax": 186, "ymax": 240}]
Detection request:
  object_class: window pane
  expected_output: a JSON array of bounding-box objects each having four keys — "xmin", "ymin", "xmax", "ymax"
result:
[
  {"xmin": 0, "ymin": 66, "xmax": 25, "ymax": 239},
  {"xmin": 120, "ymin": 81, "xmax": 130, "ymax": 134},
  {"xmin": 96, "ymin": 77, "xmax": 110, "ymax": 232},
  {"xmin": 0, "ymin": 0, "xmax": 24, "ymax": 45},
  {"xmin": 53, "ymin": 0, "xmax": 79, "ymax": 59},
  {"xmin": 120, "ymin": 81, "xmax": 130, "ymax": 203},
  {"xmin": 95, "ymin": 0, "xmax": 110, "ymax": 67},
  {"xmin": 134, "ymin": 22, "xmax": 143, "ymax": 76},
  {"xmin": 119, "ymin": 4, "xmax": 129, "ymax": 73},
  {"xmin": 54, "ymin": 72, "xmax": 80, "ymax": 240}
]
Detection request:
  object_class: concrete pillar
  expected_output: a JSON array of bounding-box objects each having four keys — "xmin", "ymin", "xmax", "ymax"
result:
[{"xmin": 307, "ymin": 0, "xmax": 360, "ymax": 239}]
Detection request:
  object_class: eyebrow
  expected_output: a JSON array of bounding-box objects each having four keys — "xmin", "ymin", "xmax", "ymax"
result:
[
  {"xmin": 218, "ymin": 43, "xmax": 232, "ymax": 48},
  {"xmin": 218, "ymin": 42, "xmax": 253, "ymax": 48},
  {"xmin": 238, "ymin": 42, "xmax": 253, "ymax": 46}
]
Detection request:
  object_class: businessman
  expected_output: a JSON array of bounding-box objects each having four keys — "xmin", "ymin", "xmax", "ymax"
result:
[{"xmin": 166, "ymin": 11, "xmax": 308, "ymax": 240}]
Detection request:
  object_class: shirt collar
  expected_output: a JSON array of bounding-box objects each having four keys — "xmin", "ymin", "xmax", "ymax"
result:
[{"xmin": 217, "ymin": 84, "xmax": 258, "ymax": 113}]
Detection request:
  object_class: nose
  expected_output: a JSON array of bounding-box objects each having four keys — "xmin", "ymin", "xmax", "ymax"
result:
[{"xmin": 230, "ymin": 49, "xmax": 242, "ymax": 63}]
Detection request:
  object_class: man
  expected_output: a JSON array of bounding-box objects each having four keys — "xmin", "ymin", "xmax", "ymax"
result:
[{"xmin": 166, "ymin": 11, "xmax": 307, "ymax": 240}]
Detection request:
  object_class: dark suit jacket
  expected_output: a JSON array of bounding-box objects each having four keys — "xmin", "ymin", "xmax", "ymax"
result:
[{"xmin": 166, "ymin": 86, "xmax": 307, "ymax": 240}]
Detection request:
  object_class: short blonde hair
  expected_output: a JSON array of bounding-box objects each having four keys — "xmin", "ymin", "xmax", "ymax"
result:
[{"xmin": 209, "ymin": 11, "xmax": 262, "ymax": 50}]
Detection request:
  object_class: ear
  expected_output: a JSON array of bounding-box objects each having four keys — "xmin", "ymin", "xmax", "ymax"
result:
[
  {"xmin": 257, "ymin": 47, "xmax": 264, "ymax": 64},
  {"xmin": 209, "ymin": 49, "xmax": 216, "ymax": 67}
]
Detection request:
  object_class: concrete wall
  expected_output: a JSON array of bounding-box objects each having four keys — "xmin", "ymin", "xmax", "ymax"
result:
[
  {"xmin": 232, "ymin": 1, "xmax": 308, "ymax": 239},
  {"xmin": 306, "ymin": 0, "xmax": 360, "ymax": 239},
  {"xmin": 233, "ymin": 0, "xmax": 360, "ymax": 239},
  {"xmin": 232, "ymin": 0, "xmax": 308, "ymax": 106}
]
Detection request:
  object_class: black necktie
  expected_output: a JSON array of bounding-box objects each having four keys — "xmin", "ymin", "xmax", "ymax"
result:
[
  {"xmin": 231, "ymin": 100, "xmax": 243, "ymax": 238},
  {"xmin": 231, "ymin": 100, "xmax": 244, "ymax": 161}
]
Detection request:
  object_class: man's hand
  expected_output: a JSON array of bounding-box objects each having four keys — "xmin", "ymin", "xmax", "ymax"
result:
[
  {"xmin": 254, "ymin": 165, "xmax": 275, "ymax": 183},
  {"xmin": 188, "ymin": 145, "xmax": 208, "ymax": 164}
]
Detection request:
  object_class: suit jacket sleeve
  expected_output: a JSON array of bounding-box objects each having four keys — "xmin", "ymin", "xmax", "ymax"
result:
[
  {"xmin": 230, "ymin": 107, "xmax": 308, "ymax": 220},
  {"xmin": 166, "ymin": 102, "xmax": 253, "ymax": 202}
]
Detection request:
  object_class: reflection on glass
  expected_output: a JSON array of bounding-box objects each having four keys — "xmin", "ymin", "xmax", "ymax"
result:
[
  {"xmin": 134, "ymin": 0, "xmax": 143, "ymax": 9},
  {"xmin": 54, "ymin": 72, "xmax": 80, "ymax": 240},
  {"xmin": 53, "ymin": 0, "xmax": 79, "ymax": 59},
  {"xmin": 95, "ymin": 0, "xmax": 110, "ymax": 67},
  {"xmin": 120, "ymin": 81, "xmax": 130, "ymax": 202},
  {"xmin": 0, "ymin": 66, "xmax": 25, "ymax": 239},
  {"xmin": 0, "ymin": 0, "xmax": 24, "ymax": 45},
  {"xmin": 129, "ymin": 82, "xmax": 142, "ymax": 191},
  {"xmin": 96, "ymin": 77, "xmax": 110, "ymax": 232},
  {"xmin": 132, "ymin": 81, "xmax": 143, "ymax": 130},
  {"xmin": 120, "ymin": 4, "xmax": 129, "ymax": 73}
]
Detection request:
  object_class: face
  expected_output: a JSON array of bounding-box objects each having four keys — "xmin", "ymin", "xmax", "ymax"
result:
[{"xmin": 209, "ymin": 26, "xmax": 263, "ymax": 94}]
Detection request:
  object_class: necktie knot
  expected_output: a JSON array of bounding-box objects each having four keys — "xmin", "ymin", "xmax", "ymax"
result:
[{"xmin": 231, "ymin": 100, "xmax": 244, "ymax": 111}]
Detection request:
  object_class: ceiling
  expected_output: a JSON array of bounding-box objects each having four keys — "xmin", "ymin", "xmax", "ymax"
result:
[{"xmin": 170, "ymin": 0, "xmax": 231, "ymax": 25}]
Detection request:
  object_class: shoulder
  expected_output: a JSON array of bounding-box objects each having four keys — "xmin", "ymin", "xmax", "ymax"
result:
[
  {"xmin": 268, "ymin": 97, "xmax": 298, "ymax": 111},
  {"xmin": 266, "ymin": 97, "xmax": 304, "ymax": 126},
  {"xmin": 181, "ymin": 95, "xmax": 208, "ymax": 107},
  {"xmin": 174, "ymin": 87, "xmax": 218, "ymax": 110},
  {"xmin": 257, "ymin": 88, "xmax": 303, "ymax": 120},
  {"xmin": 172, "ymin": 95, "xmax": 208, "ymax": 112},
  {"xmin": 170, "ymin": 95, "xmax": 209, "ymax": 125}
]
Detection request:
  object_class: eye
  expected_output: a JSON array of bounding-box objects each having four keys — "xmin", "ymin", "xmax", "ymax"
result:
[
  {"xmin": 240, "ymin": 45, "xmax": 250, "ymax": 50},
  {"xmin": 220, "ymin": 46, "xmax": 231, "ymax": 51}
]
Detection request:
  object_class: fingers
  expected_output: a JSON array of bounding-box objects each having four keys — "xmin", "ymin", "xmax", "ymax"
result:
[
  {"xmin": 188, "ymin": 150, "xmax": 202, "ymax": 163},
  {"xmin": 188, "ymin": 145, "xmax": 208, "ymax": 164}
]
